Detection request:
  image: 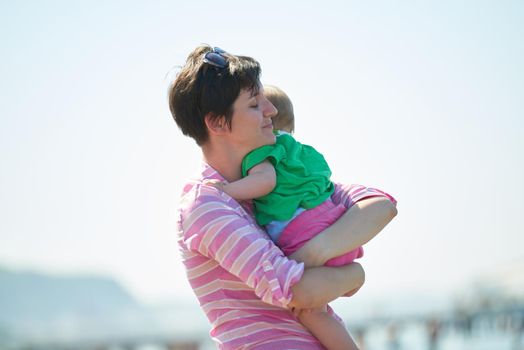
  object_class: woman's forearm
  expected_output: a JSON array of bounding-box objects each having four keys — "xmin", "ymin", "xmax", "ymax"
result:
[
  {"xmin": 290, "ymin": 197, "xmax": 397, "ymax": 267},
  {"xmin": 288, "ymin": 262, "xmax": 365, "ymax": 309}
]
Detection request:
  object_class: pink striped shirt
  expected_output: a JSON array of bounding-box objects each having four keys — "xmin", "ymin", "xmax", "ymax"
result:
[{"xmin": 177, "ymin": 163, "xmax": 396, "ymax": 349}]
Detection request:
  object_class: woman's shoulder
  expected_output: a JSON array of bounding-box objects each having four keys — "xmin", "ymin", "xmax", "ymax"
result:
[
  {"xmin": 180, "ymin": 180, "xmax": 227, "ymax": 211},
  {"xmin": 179, "ymin": 163, "xmax": 230, "ymax": 208},
  {"xmin": 179, "ymin": 178, "xmax": 254, "ymax": 223}
]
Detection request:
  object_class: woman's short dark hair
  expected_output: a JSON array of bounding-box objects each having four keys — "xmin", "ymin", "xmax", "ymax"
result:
[{"xmin": 169, "ymin": 45, "xmax": 261, "ymax": 145}]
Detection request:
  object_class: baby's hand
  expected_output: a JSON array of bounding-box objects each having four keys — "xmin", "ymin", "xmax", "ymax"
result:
[{"xmin": 203, "ymin": 179, "xmax": 225, "ymax": 192}]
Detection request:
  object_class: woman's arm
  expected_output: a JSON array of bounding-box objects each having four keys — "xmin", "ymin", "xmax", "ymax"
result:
[
  {"xmin": 288, "ymin": 262, "xmax": 365, "ymax": 309},
  {"xmin": 291, "ymin": 196, "xmax": 397, "ymax": 267},
  {"xmin": 182, "ymin": 185, "xmax": 364, "ymax": 310},
  {"xmin": 209, "ymin": 160, "xmax": 276, "ymax": 200}
]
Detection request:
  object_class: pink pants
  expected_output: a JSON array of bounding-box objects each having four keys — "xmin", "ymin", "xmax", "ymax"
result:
[{"xmin": 278, "ymin": 200, "xmax": 363, "ymax": 266}]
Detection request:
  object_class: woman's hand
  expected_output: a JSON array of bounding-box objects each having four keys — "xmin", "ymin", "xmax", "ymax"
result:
[{"xmin": 289, "ymin": 262, "xmax": 365, "ymax": 309}]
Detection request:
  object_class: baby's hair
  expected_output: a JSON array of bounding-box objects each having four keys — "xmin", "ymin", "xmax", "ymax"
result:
[{"xmin": 264, "ymin": 85, "xmax": 295, "ymax": 133}]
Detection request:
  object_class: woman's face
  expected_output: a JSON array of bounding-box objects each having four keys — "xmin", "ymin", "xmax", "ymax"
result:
[{"xmin": 228, "ymin": 86, "xmax": 277, "ymax": 153}]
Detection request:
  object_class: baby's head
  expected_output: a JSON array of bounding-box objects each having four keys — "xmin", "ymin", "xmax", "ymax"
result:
[{"xmin": 264, "ymin": 85, "xmax": 295, "ymax": 133}]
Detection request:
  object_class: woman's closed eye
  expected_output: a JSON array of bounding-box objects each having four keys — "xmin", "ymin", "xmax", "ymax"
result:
[{"xmin": 249, "ymin": 96, "xmax": 259, "ymax": 109}]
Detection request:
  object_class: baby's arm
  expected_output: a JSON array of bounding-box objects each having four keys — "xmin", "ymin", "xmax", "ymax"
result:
[
  {"xmin": 214, "ymin": 160, "xmax": 276, "ymax": 200},
  {"xmin": 297, "ymin": 306, "xmax": 359, "ymax": 350}
]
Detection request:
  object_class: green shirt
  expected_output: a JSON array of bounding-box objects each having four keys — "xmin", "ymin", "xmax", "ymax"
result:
[{"xmin": 241, "ymin": 133, "xmax": 334, "ymax": 226}]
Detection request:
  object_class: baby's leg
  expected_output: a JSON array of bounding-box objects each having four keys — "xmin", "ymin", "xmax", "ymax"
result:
[{"xmin": 297, "ymin": 305, "xmax": 359, "ymax": 350}]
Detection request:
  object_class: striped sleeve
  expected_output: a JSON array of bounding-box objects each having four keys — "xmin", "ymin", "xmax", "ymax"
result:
[
  {"xmin": 331, "ymin": 183, "xmax": 397, "ymax": 209},
  {"xmin": 180, "ymin": 188, "xmax": 304, "ymax": 308}
]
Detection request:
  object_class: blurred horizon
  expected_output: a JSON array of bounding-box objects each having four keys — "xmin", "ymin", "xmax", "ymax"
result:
[{"xmin": 1, "ymin": 254, "xmax": 523, "ymax": 306}]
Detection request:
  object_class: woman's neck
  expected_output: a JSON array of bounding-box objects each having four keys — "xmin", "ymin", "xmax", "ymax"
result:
[{"xmin": 202, "ymin": 142, "xmax": 247, "ymax": 182}]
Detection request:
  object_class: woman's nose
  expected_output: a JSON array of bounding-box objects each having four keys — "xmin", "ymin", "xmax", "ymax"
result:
[{"xmin": 264, "ymin": 99, "xmax": 278, "ymax": 118}]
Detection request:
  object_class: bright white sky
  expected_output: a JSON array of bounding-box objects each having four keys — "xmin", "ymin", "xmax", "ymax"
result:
[{"xmin": 1, "ymin": 1, "xmax": 523, "ymax": 305}]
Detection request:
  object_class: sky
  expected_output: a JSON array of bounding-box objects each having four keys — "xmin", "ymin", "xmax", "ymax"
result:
[{"xmin": 1, "ymin": 1, "xmax": 523, "ymax": 306}]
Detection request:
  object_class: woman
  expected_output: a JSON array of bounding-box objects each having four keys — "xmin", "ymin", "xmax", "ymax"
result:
[{"xmin": 169, "ymin": 45, "xmax": 397, "ymax": 349}]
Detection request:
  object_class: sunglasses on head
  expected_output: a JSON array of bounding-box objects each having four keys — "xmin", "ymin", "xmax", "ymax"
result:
[{"xmin": 203, "ymin": 47, "xmax": 229, "ymax": 69}]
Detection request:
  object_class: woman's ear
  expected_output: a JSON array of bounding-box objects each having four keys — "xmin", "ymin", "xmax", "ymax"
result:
[{"xmin": 204, "ymin": 113, "xmax": 228, "ymax": 135}]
